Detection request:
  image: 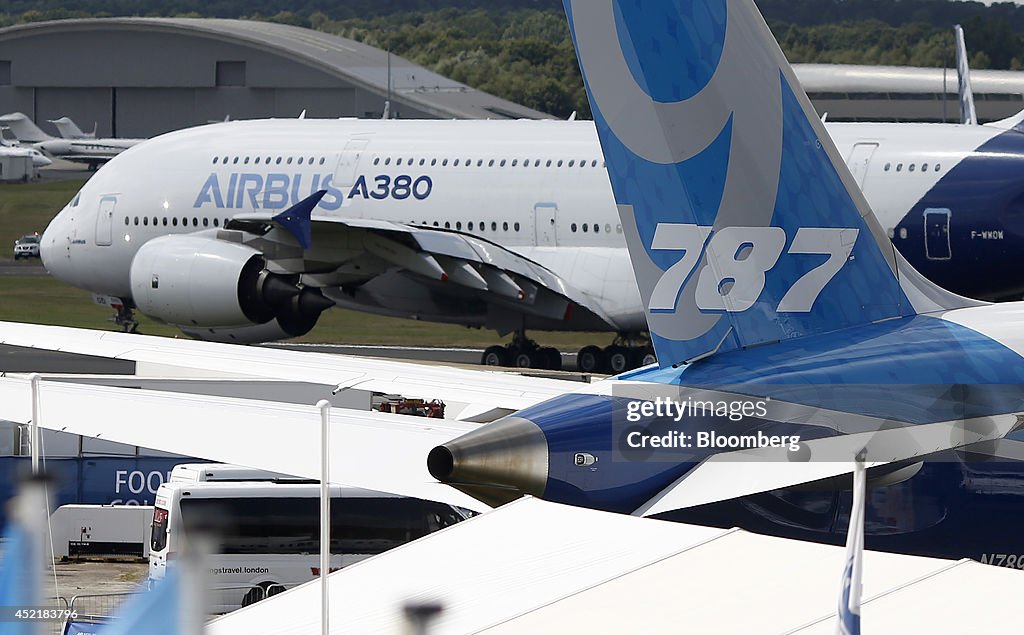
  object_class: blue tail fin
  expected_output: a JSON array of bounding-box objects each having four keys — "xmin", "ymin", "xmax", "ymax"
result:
[{"xmin": 563, "ymin": 0, "xmax": 976, "ymax": 366}]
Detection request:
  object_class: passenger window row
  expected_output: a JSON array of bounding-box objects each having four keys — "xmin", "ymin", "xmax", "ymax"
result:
[
  {"xmin": 127, "ymin": 216, "xmax": 229, "ymax": 228},
  {"xmin": 417, "ymin": 220, "xmax": 521, "ymax": 232},
  {"xmin": 406, "ymin": 220, "xmax": 622, "ymax": 235},
  {"xmin": 883, "ymin": 162, "xmax": 942, "ymax": 173},
  {"xmin": 373, "ymin": 156, "xmax": 606, "ymax": 169},
  {"xmin": 212, "ymin": 156, "xmax": 328, "ymax": 166},
  {"xmin": 570, "ymin": 222, "xmax": 618, "ymax": 234}
]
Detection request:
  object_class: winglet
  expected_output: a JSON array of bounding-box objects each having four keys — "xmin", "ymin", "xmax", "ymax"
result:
[{"xmin": 272, "ymin": 189, "xmax": 327, "ymax": 250}]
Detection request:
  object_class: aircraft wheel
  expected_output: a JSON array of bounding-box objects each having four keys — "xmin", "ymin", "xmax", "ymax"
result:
[
  {"xmin": 604, "ymin": 345, "xmax": 631, "ymax": 374},
  {"xmin": 512, "ymin": 349, "xmax": 534, "ymax": 368},
  {"xmin": 577, "ymin": 345, "xmax": 605, "ymax": 373},
  {"xmin": 482, "ymin": 345, "xmax": 509, "ymax": 367},
  {"xmin": 635, "ymin": 347, "xmax": 657, "ymax": 367},
  {"xmin": 540, "ymin": 347, "xmax": 562, "ymax": 371}
]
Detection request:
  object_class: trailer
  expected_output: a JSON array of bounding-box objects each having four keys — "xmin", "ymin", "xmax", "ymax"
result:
[{"xmin": 49, "ymin": 504, "xmax": 154, "ymax": 560}]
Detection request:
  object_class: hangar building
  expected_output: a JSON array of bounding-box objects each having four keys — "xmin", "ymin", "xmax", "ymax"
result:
[
  {"xmin": 0, "ymin": 18, "xmax": 551, "ymax": 139},
  {"xmin": 797, "ymin": 63, "xmax": 1024, "ymax": 123}
]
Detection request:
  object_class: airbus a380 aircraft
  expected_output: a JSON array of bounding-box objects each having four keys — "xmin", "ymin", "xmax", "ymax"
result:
[{"xmin": 36, "ymin": 76, "xmax": 1024, "ymax": 373}]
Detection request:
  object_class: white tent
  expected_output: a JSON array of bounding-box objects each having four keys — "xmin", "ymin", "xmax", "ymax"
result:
[{"xmin": 210, "ymin": 497, "xmax": 1024, "ymax": 634}]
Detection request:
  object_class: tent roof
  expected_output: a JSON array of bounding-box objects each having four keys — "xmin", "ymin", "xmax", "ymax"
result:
[{"xmin": 210, "ymin": 497, "xmax": 1024, "ymax": 634}]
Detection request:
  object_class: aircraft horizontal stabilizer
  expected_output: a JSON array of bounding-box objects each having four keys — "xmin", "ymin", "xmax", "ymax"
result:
[
  {"xmin": 0, "ymin": 321, "xmax": 573, "ymax": 420},
  {"xmin": 0, "ymin": 374, "xmax": 491, "ymax": 512},
  {"xmin": 634, "ymin": 413, "xmax": 1022, "ymax": 517}
]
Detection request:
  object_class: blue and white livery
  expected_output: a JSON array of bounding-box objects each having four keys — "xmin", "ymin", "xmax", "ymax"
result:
[{"xmin": 426, "ymin": 0, "xmax": 1024, "ymax": 563}]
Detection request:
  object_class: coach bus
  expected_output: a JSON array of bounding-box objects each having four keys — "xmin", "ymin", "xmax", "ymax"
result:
[{"xmin": 149, "ymin": 480, "xmax": 471, "ymax": 612}]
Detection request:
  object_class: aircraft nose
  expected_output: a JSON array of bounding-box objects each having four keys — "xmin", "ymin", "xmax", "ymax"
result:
[
  {"xmin": 427, "ymin": 416, "xmax": 549, "ymax": 506},
  {"xmin": 39, "ymin": 217, "xmax": 61, "ymax": 273}
]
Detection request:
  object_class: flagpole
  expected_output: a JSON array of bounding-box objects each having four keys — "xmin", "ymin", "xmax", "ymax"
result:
[
  {"xmin": 318, "ymin": 399, "xmax": 331, "ymax": 635},
  {"xmin": 29, "ymin": 373, "xmax": 40, "ymax": 475},
  {"xmin": 836, "ymin": 454, "xmax": 866, "ymax": 635}
]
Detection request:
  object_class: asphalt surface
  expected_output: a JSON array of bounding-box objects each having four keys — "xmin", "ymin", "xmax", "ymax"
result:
[
  {"xmin": 0, "ymin": 342, "xmax": 588, "ymax": 376},
  {"xmin": 0, "ymin": 261, "xmax": 47, "ymax": 275},
  {"xmin": 37, "ymin": 158, "xmax": 92, "ymax": 182},
  {"xmin": 268, "ymin": 342, "xmax": 579, "ymax": 369}
]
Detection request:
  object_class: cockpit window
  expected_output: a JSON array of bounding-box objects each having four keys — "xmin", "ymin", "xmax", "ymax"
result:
[{"xmin": 70, "ymin": 192, "xmax": 81, "ymax": 207}]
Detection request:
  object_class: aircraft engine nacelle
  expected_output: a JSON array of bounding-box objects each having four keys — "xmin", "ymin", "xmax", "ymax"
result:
[
  {"xmin": 36, "ymin": 139, "xmax": 71, "ymax": 156},
  {"xmin": 129, "ymin": 235, "xmax": 331, "ymax": 335},
  {"xmin": 178, "ymin": 321, "xmax": 312, "ymax": 344}
]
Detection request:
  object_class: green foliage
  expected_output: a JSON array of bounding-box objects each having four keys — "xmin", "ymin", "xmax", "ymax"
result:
[
  {"xmin": 0, "ymin": 179, "xmax": 83, "ymax": 263},
  {"xmin": 317, "ymin": 9, "xmax": 589, "ymax": 118},
  {"xmin": 771, "ymin": 16, "xmax": 1024, "ymax": 69}
]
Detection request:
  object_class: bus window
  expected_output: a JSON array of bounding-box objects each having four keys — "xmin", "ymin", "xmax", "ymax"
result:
[
  {"xmin": 336, "ymin": 498, "xmax": 465, "ymax": 554},
  {"xmin": 151, "ymin": 507, "xmax": 169, "ymax": 552},
  {"xmin": 177, "ymin": 496, "xmax": 465, "ymax": 556}
]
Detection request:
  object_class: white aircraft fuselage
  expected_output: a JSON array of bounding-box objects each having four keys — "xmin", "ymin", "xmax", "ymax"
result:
[{"xmin": 39, "ymin": 117, "xmax": 1024, "ymax": 342}]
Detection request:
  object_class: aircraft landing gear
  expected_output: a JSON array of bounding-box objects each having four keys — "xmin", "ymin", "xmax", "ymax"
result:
[
  {"xmin": 481, "ymin": 331, "xmax": 562, "ymax": 371},
  {"xmin": 576, "ymin": 333, "xmax": 656, "ymax": 374},
  {"xmin": 113, "ymin": 303, "xmax": 139, "ymax": 334}
]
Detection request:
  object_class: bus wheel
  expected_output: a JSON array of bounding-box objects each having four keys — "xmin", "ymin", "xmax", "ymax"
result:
[{"xmin": 242, "ymin": 581, "xmax": 282, "ymax": 607}]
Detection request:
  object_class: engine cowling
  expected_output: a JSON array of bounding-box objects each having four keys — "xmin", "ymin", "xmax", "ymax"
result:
[
  {"xmin": 180, "ymin": 320, "xmax": 311, "ymax": 344},
  {"xmin": 179, "ymin": 288, "xmax": 337, "ymax": 342},
  {"xmin": 129, "ymin": 235, "xmax": 333, "ymax": 337}
]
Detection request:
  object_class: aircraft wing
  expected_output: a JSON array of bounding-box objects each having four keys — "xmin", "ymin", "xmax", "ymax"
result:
[
  {"xmin": 0, "ymin": 321, "xmax": 575, "ymax": 421},
  {"xmin": 225, "ymin": 212, "xmax": 619, "ymax": 332},
  {"xmin": 0, "ymin": 374, "xmax": 490, "ymax": 512}
]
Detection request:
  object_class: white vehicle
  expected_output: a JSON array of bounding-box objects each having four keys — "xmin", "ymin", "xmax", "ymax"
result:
[
  {"xmin": 168, "ymin": 462, "xmax": 290, "ymax": 484},
  {"xmin": 149, "ymin": 480, "xmax": 471, "ymax": 613},
  {"xmin": 13, "ymin": 234, "xmax": 40, "ymax": 259}
]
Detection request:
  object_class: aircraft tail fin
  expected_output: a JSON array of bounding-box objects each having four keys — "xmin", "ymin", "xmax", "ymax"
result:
[
  {"xmin": 955, "ymin": 25, "xmax": 978, "ymax": 126},
  {"xmin": 563, "ymin": 0, "xmax": 979, "ymax": 367},
  {"xmin": 0, "ymin": 112, "xmax": 51, "ymax": 143},
  {"xmin": 48, "ymin": 116, "xmax": 88, "ymax": 139}
]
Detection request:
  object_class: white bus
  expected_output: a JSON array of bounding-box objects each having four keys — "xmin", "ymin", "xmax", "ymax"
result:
[
  {"xmin": 149, "ymin": 481, "xmax": 471, "ymax": 612},
  {"xmin": 167, "ymin": 462, "xmax": 291, "ymax": 484}
]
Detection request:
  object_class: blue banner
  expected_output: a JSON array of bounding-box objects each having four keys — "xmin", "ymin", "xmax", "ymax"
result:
[{"xmin": 0, "ymin": 457, "xmax": 204, "ymax": 527}]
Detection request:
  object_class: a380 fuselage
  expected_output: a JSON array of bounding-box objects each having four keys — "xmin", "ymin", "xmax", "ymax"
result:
[{"xmin": 39, "ymin": 118, "xmax": 1024, "ymax": 339}]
